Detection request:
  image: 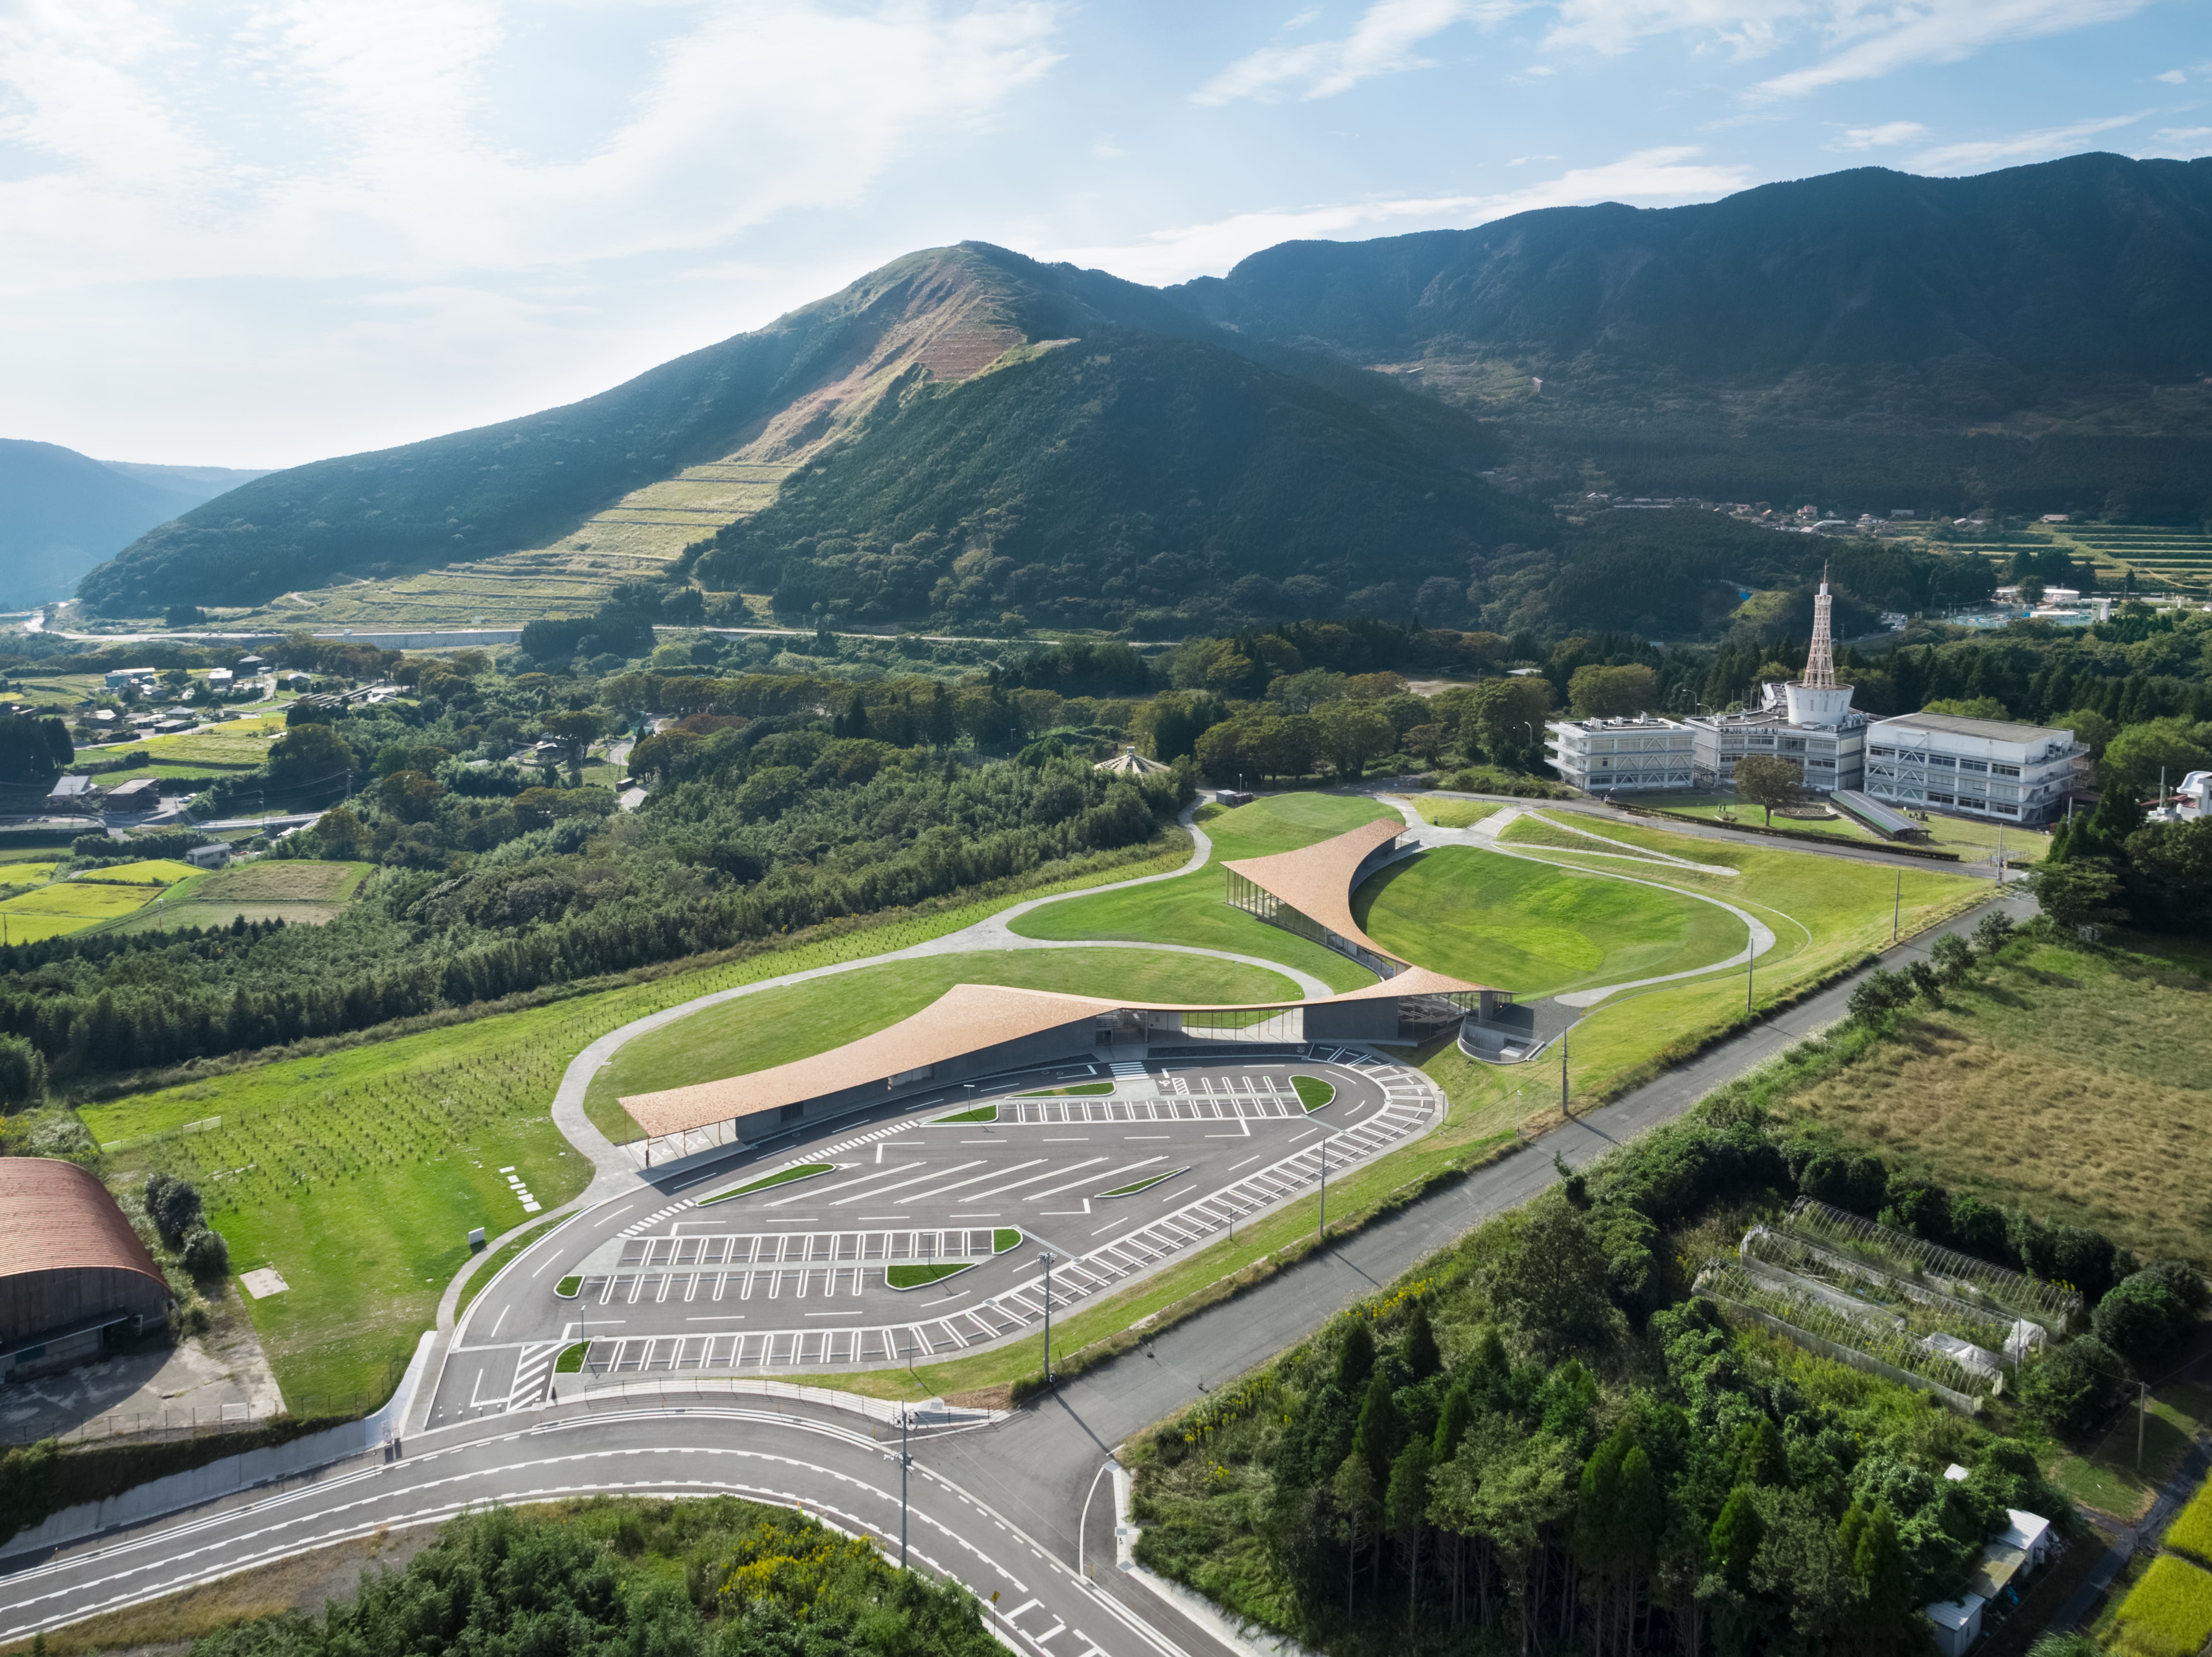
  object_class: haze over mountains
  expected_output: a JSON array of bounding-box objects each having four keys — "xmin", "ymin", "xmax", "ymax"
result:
[
  {"xmin": 0, "ymin": 442, "xmax": 268, "ymax": 613},
  {"xmin": 74, "ymin": 152, "xmax": 2212, "ymax": 633}
]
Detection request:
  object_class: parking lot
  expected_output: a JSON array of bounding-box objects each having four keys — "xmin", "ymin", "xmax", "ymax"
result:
[{"xmin": 438, "ymin": 1044, "xmax": 1445, "ymax": 1416}]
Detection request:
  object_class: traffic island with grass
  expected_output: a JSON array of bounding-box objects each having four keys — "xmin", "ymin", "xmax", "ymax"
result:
[
  {"xmin": 1291, "ymin": 1075, "xmax": 1334, "ymax": 1111},
  {"xmin": 698, "ymin": 1163, "xmax": 832, "ymax": 1205},
  {"xmin": 1014, "ymin": 1082, "xmax": 1113, "ymax": 1097},
  {"xmin": 1100, "ymin": 1167, "xmax": 1188, "ymax": 1198},
  {"xmin": 554, "ymin": 1342, "xmax": 588, "ymax": 1374},
  {"xmin": 886, "ymin": 1262, "xmax": 974, "ymax": 1290},
  {"xmin": 555, "ymin": 1275, "xmax": 582, "ymax": 1298},
  {"xmin": 936, "ymin": 1105, "xmax": 997, "ymax": 1123}
]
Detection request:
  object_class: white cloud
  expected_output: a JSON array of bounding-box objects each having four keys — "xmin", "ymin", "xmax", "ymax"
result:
[
  {"xmin": 0, "ymin": 0, "xmax": 1064, "ymax": 299},
  {"xmin": 1040, "ymin": 147, "xmax": 1751, "ymax": 285},
  {"xmin": 2155, "ymin": 68, "xmax": 2187, "ymax": 82},
  {"xmin": 1193, "ymin": 0, "xmax": 1515, "ymax": 104},
  {"xmin": 1195, "ymin": 0, "xmax": 2160, "ymax": 109},
  {"xmin": 1910, "ymin": 111, "xmax": 2144, "ymax": 172},
  {"xmin": 1751, "ymin": 0, "xmax": 2153, "ymax": 97},
  {"xmin": 2149, "ymin": 126, "xmax": 2212, "ymax": 148},
  {"xmin": 1828, "ymin": 120, "xmax": 1930, "ymax": 149}
]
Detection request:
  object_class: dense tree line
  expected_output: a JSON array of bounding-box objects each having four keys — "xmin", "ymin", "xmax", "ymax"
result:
[
  {"xmin": 1136, "ymin": 1093, "xmax": 2131, "ymax": 1657},
  {"xmin": 186, "ymin": 1500, "xmax": 1000, "ymax": 1657},
  {"xmin": 0, "ymin": 655, "xmax": 1185, "ymax": 1083}
]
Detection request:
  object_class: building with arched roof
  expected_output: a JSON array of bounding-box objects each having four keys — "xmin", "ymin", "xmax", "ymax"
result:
[
  {"xmin": 621, "ymin": 819, "xmax": 1508, "ymax": 1166},
  {"xmin": 0, "ymin": 1158, "xmax": 172, "ymax": 1381}
]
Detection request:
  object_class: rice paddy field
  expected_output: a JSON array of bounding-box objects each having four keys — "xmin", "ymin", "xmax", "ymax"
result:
[
  {"xmin": 230, "ymin": 461, "xmax": 794, "ymax": 629},
  {"xmin": 0, "ymin": 871, "xmax": 171, "ymax": 943}
]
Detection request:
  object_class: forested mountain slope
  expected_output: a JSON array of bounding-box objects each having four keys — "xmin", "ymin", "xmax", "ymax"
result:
[
  {"xmin": 77, "ymin": 154, "xmax": 2212, "ymax": 623},
  {"xmin": 691, "ymin": 326, "xmax": 1535, "ymax": 632}
]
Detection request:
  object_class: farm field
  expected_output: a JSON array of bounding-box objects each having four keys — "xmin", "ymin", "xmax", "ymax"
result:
[
  {"xmin": 1357, "ymin": 845, "xmax": 1743, "ymax": 996},
  {"xmin": 229, "ymin": 461, "xmax": 795, "ymax": 629},
  {"xmin": 76, "ymin": 841, "xmax": 1191, "ymax": 1404},
  {"xmin": 1771, "ymin": 929, "xmax": 2212, "ymax": 1274},
  {"xmin": 0, "ymin": 873, "xmax": 169, "ymax": 942},
  {"xmin": 1008, "ymin": 792, "xmax": 1395, "ymax": 991},
  {"xmin": 105, "ymin": 858, "xmax": 374, "ymax": 934},
  {"xmin": 581, "ymin": 947, "xmax": 1303, "ymax": 1141},
  {"xmin": 79, "ymin": 858, "xmax": 200, "ymax": 885},
  {"xmin": 1949, "ymin": 522, "xmax": 2212, "ymax": 598}
]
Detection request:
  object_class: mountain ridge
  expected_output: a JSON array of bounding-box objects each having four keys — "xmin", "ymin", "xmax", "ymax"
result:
[{"xmin": 72, "ymin": 151, "xmax": 2212, "ymax": 627}]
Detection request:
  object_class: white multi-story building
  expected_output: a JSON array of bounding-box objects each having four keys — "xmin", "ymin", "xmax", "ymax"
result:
[
  {"xmin": 1546, "ymin": 715, "xmax": 1697, "ymax": 794},
  {"xmin": 1863, "ymin": 713, "xmax": 2084, "ymax": 826},
  {"xmin": 1688, "ymin": 695, "xmax": 1868, "ymax": 794},
  {"xmin": 1687, "ymin": 562, "xmax": 1867, "ymax": 795}
]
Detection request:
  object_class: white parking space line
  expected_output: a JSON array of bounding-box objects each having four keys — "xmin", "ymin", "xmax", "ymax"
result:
[
  {"xmin": 819, "ymin": 1160, "xmax": 987, "ymax": 1205},
  {"xmin": 895, "ymin": 1159, "xmax": 1044, "ymax": 1205}
]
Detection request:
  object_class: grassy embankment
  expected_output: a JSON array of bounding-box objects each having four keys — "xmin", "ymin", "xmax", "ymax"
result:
[
  {"xmin": 1009, "ymin": 792, "xmax": 1394, "ymax": 991},
  {"xmin": 796, "ymin": 800, "xmax": 1982, "ymax": 1402},
  {"xmin": 1632, "ymin": 790, "xmax": 2053, "ymax": 864},
  {"xmin": 78, "ymin": 838, "xmax": 1194, "ymax": 1408},
  {"xmin": 583, "ymin": 948, "xmax": 1300, "ymax": 1138}
]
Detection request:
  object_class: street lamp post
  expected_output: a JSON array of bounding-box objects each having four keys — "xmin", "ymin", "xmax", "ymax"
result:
[
  {"xmin": 1318, "ymin": 1130, "xmax": 1327, "ymax": 1244},
  {"xmin": 1038, "ymin": 1251, "xmax": 1058, "ymax": 1385}
]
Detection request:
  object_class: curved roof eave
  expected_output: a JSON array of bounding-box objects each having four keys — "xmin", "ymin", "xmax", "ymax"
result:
[{"xmin": 1221, "ymin": 816, "xmax": 1411, "ymax": 967}]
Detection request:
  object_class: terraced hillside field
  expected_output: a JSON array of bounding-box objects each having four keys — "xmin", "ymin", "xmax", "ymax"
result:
[
  {"xmin": 1950, "ymin": 523, "xmax": 2212, "ymax": 597},
  {"xmin": 232, "ymin": 461, "xmax": 795, "ymax": 629}
]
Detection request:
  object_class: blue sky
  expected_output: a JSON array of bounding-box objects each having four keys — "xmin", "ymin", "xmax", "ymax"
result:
[{"xmin": 2, "ymin": 0, "xmax": 2204, "ymax": 469}]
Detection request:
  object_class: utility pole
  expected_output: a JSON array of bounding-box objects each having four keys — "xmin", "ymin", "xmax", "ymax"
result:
[
  {"xmin": 1893, "ymin": 868, "xmax": 1901, "ymax": 940},
  {"xmin": 1560, "ymin": 1034, "xmax": 1570, "ymax": 1116},
  {"xmin": 1038, "ymin": 1251, "xmax": 1058, "ymax": 1386},
  {"xmin": 897, "ymin": 1405, "xmax": 912, "ymax": 1567},
  {"xmin": 1747, "ymin": 940, "xmax": 1754, "ymax": 1013},
  {"xmin": 1317, "ymin": 1132, "xmax": 1327, "ymax": 1243}
]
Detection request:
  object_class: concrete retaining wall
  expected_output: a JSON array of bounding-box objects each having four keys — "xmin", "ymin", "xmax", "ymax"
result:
[{"xmin": 2, "ymin": 1330, "xmax": 437, "ymax": 1559}]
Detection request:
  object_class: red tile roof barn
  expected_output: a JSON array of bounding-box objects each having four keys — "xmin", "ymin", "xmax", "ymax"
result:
[{"xmin": 0, "ymin": 1157, "xmax": 172, "ymax": 1346}]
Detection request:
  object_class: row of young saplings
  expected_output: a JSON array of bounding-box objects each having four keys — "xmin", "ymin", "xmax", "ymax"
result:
[{"xmin": 1694, "ymin": 1198, "xmax": 2083, "ymax": 1408}]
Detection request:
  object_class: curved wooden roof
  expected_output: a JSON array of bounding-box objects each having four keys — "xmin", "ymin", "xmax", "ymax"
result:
[
  {"xmin": 622, "ymin": 820, "xmax": 1509, "ymax": 1142},
  {"xmin": 0, "ymin": 1157, "xmax": 168, "ymax": 1290},
  {"xmin": 1223, "ymin": 816, "xmax": 1411, "ymax": 968}
]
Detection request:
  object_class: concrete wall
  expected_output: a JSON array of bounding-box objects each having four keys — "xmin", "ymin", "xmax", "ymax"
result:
[
  {"xmin": 1, "ymin": 1266, "xmax": 169, "ymax": 1350},
  {"xmin": 1304, "ymin": 998, "xmax": 1399, "ymax": 1044},
  {"xmin": 0, "ymin": 1329, "xmax": 437, "ymax": 1560}
]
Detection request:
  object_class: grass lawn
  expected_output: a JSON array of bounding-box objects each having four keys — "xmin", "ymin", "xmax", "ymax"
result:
[
  {"xmin": 1357, "ymin": 845, "xmax": 1744, "ymax": 997},
  {"xmin": 698, "ymin": 1164, "xmax": 832, "ymax": 1204},
  {"xmin": 1771, "ymin": 932, "xmax": 2212, "ymax": 1274},
  {"xmin": 0, "ymin": 875, "xmax": 164, "ymax": 942},
  {"xmin": 1009, "ymin": 794, "xmax": 1395, "ymax": 991},
  {"xmin": 1408, "ymin": 797, "xmax": 1501, "ymax": 829},
  {"xmin": 887, "ymin": 1262, "xmax": 972, "ymax": 1288},
  {"xmin": 582, "ymin": 948, "xmax": 1302, "ymax": 1141},
  {"xmin": 1638, "ymin": 792, "xmax": 2052, "ymax": 865},
  {"xmin": 76, "ymin": 841, "xmax": 1191, "ymax": 1407},
  {"xmin": 106, "ymin": 859, "xmax": 374, "ymax": 934},
  {"xmin": 2047, "ymin": 1382, "xmax": 2212, "ymax": 1520}
]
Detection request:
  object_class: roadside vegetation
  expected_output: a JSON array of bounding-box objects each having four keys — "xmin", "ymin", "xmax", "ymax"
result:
[{"xmin": 0, "ymin": 1498, "xmax": 998, "ymax": 1657}]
